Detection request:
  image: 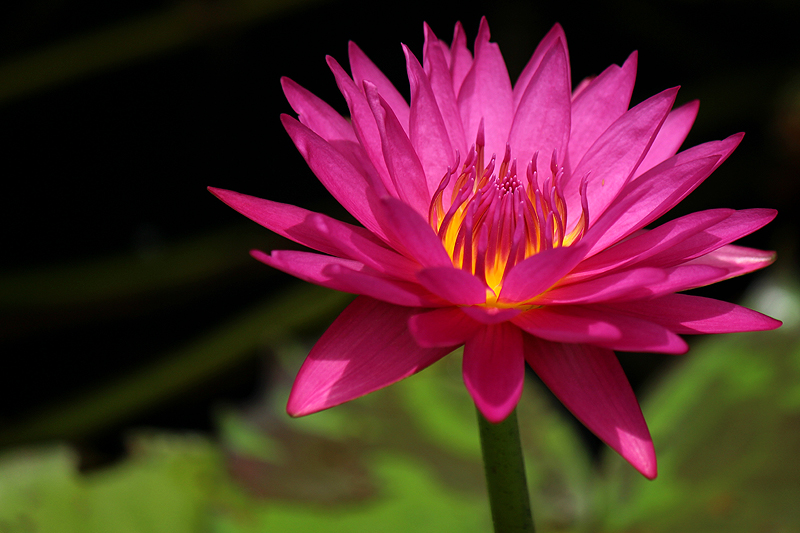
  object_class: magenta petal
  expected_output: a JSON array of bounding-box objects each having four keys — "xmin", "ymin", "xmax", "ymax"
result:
[
  {"xmin": 377, "ymin": 196, "xmax": 454, "ymax": 268},
  {"xmin": 567, "ymin": 87, "xmax": 678, "ymax": 225},
  {"xmin": 365, "ymin": 83, "xmax": 431, "ymax": 215},
  {"xmin": 423, "ymin": 23, "xmax": 467, "ymax": 156},
  {"xmin": 281, "ymin": 77, "xmax": 357, "ymax": 144},
  {"xmin": 253, "ymin": 250, "xmax": 441, "ymax": 307},
  {"xmin": 508, "ymin": 40, "xmax": 571, "ymax": 169},
  {"xmin": 463, "ymin": 323, "xmax": 525, "ymax": 423},
  {"xmin": 637, "ymin": 209, "xmax": 778, "ymax": 269},
  {"xmin": 457, "ymin": 18, "xmax": 513, "ymax": 161},
  {"xmin": 408, "ymin": 307, "xmax": 480, "ymax": 347},
  {"xmin": 585, "ymin": 153, "xmax": 723, "ymax": 256},
  {"xmin": 513, "ymin": 23, "xmax": 569, "ymax": 111},
  {"xmin": 567, "ymin": 51, "xmax": 637, "ymax": 172},
  {"xmin": 513, "ymin": 306, "xmax": 687, "ymax": 354},
  {"xmin": 599, "ymin": 294, "xmax": 782, "ymax": 334},
  {"xmin": 570, "ymin": 208, "xmax": 734, "ymax": 281},
  {"xmin": 405, "ymin": 45, "xmax": 456, "ymax": 196},
  {"xmin": 349, "ymin": 40, "xmax": 410, "ymax": 133},
  {"xmin": 536, "ymin": 267, "xmax": 668, "ymax": 305},
  {"xmin": 524, "ymin": 336, "xmax": 656, "ymax": 478},
  {"xmin": 684, "ymin": 244, "xmax": 776, "ymax": 281},
  {"xmin": 287, "ymin": 297, "xmax": 450, "ymax": 416},
  {"xmin": 416, "ymin": 266, "xmax": 487, "ymax": 305},
  {"xmin": 327, "ymin": 56, "xmax": 396, "ymax": 198},
  {"xmin": 635, "ymin": 100, "xmax": 699, "ymax": 177},
  {"xmin": 280, "ymin": 115, "xmax": 386, "ymax": 239},
  {"xmin": 461, "ymin": 306, "xmax": 522, "ymax": 324},
  {"xmin": 209, "ymin": 187, "xmax": 418, "ymax": 280},
  {"xmin": 499, "ymin": 243, "xmax": 590, "ymax": 303}
]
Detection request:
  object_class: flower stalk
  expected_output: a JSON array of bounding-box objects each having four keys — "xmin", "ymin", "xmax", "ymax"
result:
[{"xmin": 477, "ymin": 407, "xmax": 535, "ymax": 533}]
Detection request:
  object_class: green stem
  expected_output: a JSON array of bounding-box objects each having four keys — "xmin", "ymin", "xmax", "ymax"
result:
[{"xmin": 477, "ymin": 407, "xmax": 535, "ymax": 533}]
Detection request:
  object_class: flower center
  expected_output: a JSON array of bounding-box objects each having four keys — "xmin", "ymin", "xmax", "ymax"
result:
[{"xmin": 428, "ymin": 127, "xmax": 589, "ymax": 298}]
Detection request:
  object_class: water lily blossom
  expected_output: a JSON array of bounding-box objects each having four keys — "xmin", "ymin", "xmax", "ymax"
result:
[{"xmin": 210, "ymin": 19, "xmax": 780, "ymax": 479}]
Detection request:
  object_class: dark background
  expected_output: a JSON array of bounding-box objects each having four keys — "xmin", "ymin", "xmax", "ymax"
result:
[{"xmin": 2, "ymin": 0, "xmax": 798, "ymax": 467}]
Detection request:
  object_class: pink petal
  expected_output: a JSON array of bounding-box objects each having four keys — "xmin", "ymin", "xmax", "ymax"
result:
[
  {"xmin": 280, "ymin": 115, "xmax": 387, "ymax": 239},
  {"xmin": 461, "ymin": 306, "xmax": 522, "ymax": 324},
  {"xmin": 327, "ymin": 56, "xmax": 396, "ymax": 198},
  {"xmin": 408, "ymin": 306, "xmax": 480, "ymax": 347},
  {"xmin": 567, "ymin": 52, "xmax": 637, "ymax": 174},
  {"xmin": 584, "ymin": 151, "xmax": 727, "ymax": 256},
  {"xmin": 208, "ymin": 187, "xmax": 418, "ymax": 280},
  {"xmin": 463, "ymin": 323, "xmax": 525, "ymax": 423},
  {"xmin": 423, "ymin": 23, "xmax": 467, "ymax": 156},
  {"xmin": 512, "ymin": 306, "xmax": 688, "ymax": 354},
  {"xmin": 404, "ymin": 45, "xmax": 456, "ymax": 196},
  {"xmin": 365, "ymin": 83, "xmax": 431, "ymax": 215},
  {"xmin": 513, "ymin": 23, "xmax": 569, "ymax": 112},
  {"xmin": 589, "ymin": 133, "xmax": 744, "ymax": 253},
  {"xmin": 535, "ymin": 267, "xmax": 668, "ymax": 305},
  {"xmin": 566, "ymin": 87, "xmax": 679, "ymax": 227},
  {"xmin": 498, "ymin": 243, "xmax": 591, "ymax": 304},
  {"xmin": 281, "ymin": 77, "xmax": 357, "ymax": 143},
  {"xmin": 416, "ymin": 266, "xmax": 488, "ymax": 305},
  {"xmin": 449, "ymin": 21, "xmax": 473, "ymax": 96},
  {"xmin": 376, "ymin": 196, "xmax": 453, "ymax": 268},
  {"xmin": 457, "ymin": 17, "xmax": 513, "ymax": 160},
  {"xmin": 635, "ymin": 209, "xmax": 778, "ymax": 269},
  {"xmin": 524, "ymin": 336, "xmax": 656, "ymax": 478},
  {"xmin": 570, "ymin": 208, "xmax": 734, "ymax": 282},
  {"xmin": 508, "ymin": 40, "xmax": 571, "ymax": 170},
  {"xmin": 253, "ymin": 250, "xmax": 441, "ymax": 307},
  {"xmin": 684, "ymin": 244, "xmax": 776, "ymax": 281},
  {"xmin": 635, "ymin": 100, "xmax": 699, "ymax": 177},
  {"xmin": 287, "ymin": 296, "xmax": 450, "ymax": 416},
  {"xmin": 349, "ymin": 40, "xmax": 410, "ymax": 133},
  {"xmin": 599, "ymin": 294, "xmax": 782, "ymax": 334}
]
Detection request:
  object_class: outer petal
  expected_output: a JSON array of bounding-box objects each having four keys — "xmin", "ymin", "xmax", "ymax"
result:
[
  {"xmin": 598, "ymin": 294, "xmax": 782, "ymax": 334},
  {"xmin": 349, "ymin": 41, "xmax": 410, "ymax": 133},
  {"xmin": 280, "ymin": 115, "xmax": 387, "ymax": 240},
  {"xmin": 408, "ymin": 306, "xmax": 480, "ymax": 347},
  {"xmin": 365, "ymin": 83, "xmax": 431, "ymax": 215},
  {"xmin": 566, "ymin": 87, "xmax": 678, "ymax": 227},
  {"xmin": 567, "ymin": 52, "xmax": 637, "ymax": 173},
  {"xmin": 513, "ymin": 306, "xmax": 687, "ymax": 354},
  {"xmin": 463, "ymin": 323, "xmax": 525, "ymax": 423},
  {"xmin": 422, "ymin": 23, "xmax": 467, "ymax": 157},
  {"xmin": 457, "ymin": 18, "xmax": 513, "ymax": 161},
  {"xmin": 508, "ymin": 40, "xmax": 571, "ymax": 170},
  {"xmin": 587, "ymin": 133, "xmax": 744, "ymax": 254},
  {"xmin": 513, "ymin": 23, "xmax": 569, "ymax": 111},
  {"xmin": 449, "ymin": 22, "xmax": 473, "ymax": 98},
  {"xmin": 524, "ymin": 336, "xmax": 656, "ymax": 478},
  {"xmin": 569, "ymin": 208, "xmax": 734, "ymax": 282},
  {"xmin": 405, "ymin": 45, "xmax": 456, "ymax": 196},
  {"xmin": 252, "ymin": 250, "xmax": 441, "ymax": 307},
  {"xmin": 535, "ymin": 267, "xmax": 668, "ymax": 305},
  {"xmin": 635, "ymin": 100, "xmax": 699, "ymax": 177},
  {"xmin": 287, "ymin": 297, "xmax": 451, "ymax": 416},
  {"xmin": 684, "ymin": 243, "xmax": 776, "ymax": 281},
  {"xmin": 281, "ymin": 77, "xmax": 357, "ymax": 144},
  {"xmin": 208, "ymin": 187, "xmax": 419, "ymax": 280},
  {"xmin": 327, "ymin": 56, "xmax": 396, "ymax": 198}
]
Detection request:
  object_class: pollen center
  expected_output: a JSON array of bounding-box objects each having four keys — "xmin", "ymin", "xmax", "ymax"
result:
[{"xmin": 428, "ymin": 129, "xmax": 589, "ymax": 298}]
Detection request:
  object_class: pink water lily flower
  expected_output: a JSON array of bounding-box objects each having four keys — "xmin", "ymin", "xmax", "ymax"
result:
[{"xmin": 210, "ymin": 18, "xmax": 780, "ymax": 479}]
